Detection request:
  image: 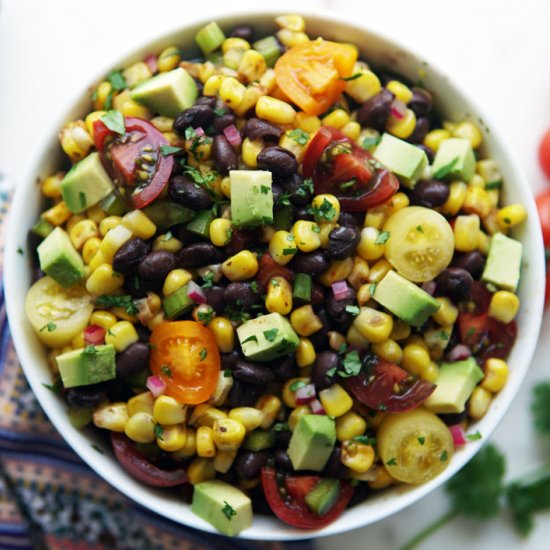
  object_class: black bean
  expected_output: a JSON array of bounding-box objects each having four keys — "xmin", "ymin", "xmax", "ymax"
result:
[
  {"xmin": 173, "ymin": 104, "xmax": 214, "ymax": 135},
  {"xmin": 356, "ymin": 89, "xmax": 394, "ymax": 131},
  {"xmin": 338, "ymin": 211, "xmax": 363, "ymax": 228},
  {"xmin": 135, "ymin": 324, "xmax": 151, "ymax": 342},
  {"xmin": 257, "ymin": 146, "xmax": 297, "ymax": 179},
  {"xmin": 113, "ymin": 238, "xmax": 151, "ymax": 275},
  {"xmin": 409, "ymin": 87, "xmax": 433, "ymax": 118},
  {"xmin": 323, "ymin": 447, "xmax": 348, "ymax": 479},
  {"xmin": 195, "ymin": 96, "xmax": 217, "ymax": 108},
  {"xmin": 309, "ymin": 308, "xmax": 333, "ymax": 352},
  {"xmin": 221, "ymin": 350, "xmax": 241, "ymax": 371},
  {"xmin": 116, "ymin": 342, "xmax": 151, "ymax": 378},
  {"xmin": 229, "ymin": 24, "xmax": 255, "ymax": 42},
  {"xmin": 243, "ymin": 118, "xmax": 284, "ymax": 141},
  {"xmin": 224, "ymin": 282, "xmax": 260, "ymax": 311},
  {"xmin": 326, "ymin": 285, "xmax": 357, "ymax": 326},
  {"xmin": 274, "ymin": 449, "xmax": 293, "ymax": 471},
  {"xmin": 171, "ymin": 225, "xmax": 203, "ymax": 246},
  {"xmin": 327, "ymin": 226, "xmax": 360, "ymax": 260},
  {"xmin": 224, "ymin": 228, "xmax": 257, "ymax": 258},
  {"xmin": 291, "ymin": 251, "xmax": 329, "ymax": 276},
  {"xmin": 203, "ymin": 285, "xmax": 226, "ymax": 314},
  {"xmin": 124, "ymin": 274, "xmax": 163, "ymax": 299},
  {"xmin": 312, "ymin": 351, "xmax": 339, "ymax": 391},
  {"xmin": 410, "ymin": 179, "xmax": 450, "ymax": 208},
  {"xmin": 310, "ymin": 282, "xmax": 326, "ymax": 306},
  {"xmin": 417, "ymin": 144, "xmax": 435, "ymax": 163},
  {"xmin": 176, "ymin": 243, "xmax": 223, "ymax": 268},
  {"xmin": 348, "ymin": 480, "xmax": 371, "ymax": 509},
  {"xmin": 274, "ymin": 427, "xmax": 292, "ymax": 448},
  {"xmin": 212, "ymin": 135, "xmax": 238, "ymax": 175},
  {"xmin": 168, "ymin": 175, "xmax": 213, "ymax": 210},
  {"xmin": 212, "ymin": 112, "xmax": 236, "ymax": 133},
  {"xmin": 269, "ymin": 355, "xmax": 299, "ymax": 382},
  {"xmin": 271, "ymin": 183, "xmax": 283, "ymax": 206},
  {"xmin": 438, "ymin": 410, "xmax": 468, "ymax": 426},
  {"xmin": 453, "ymin": 251, "xmax": 486, "ymax": 278},
  {"xmin": 233, "ymin": 360, "xmax": 274, "ymax": 385},
  {"xmin": 435, "ymin": 267, "xmax": 473, "ymax": 302},
  {"xmin": 293, "ymin": 206, "xmax": 314, "ymax": 221},
  {"xmin": 235, "ymin": 450, "xmax": 270, "ymax": 480},
  {"xmin": 65, "ymin": 384, "xmax": 107, "ymax": 408},
  {"xmin": 228, "ymin": 380, "xmax": 267, "ymax": 407},
  {"xmin": 138, "ymin": 250, "xmax": 176, "ymax": 280},
  {"xmin": 280, "ymin": 173, "xmax": 311, "ymax": 206},
  {"xmin": 407, "ymin": 116, "xmax": 430, "ymax": 144}
]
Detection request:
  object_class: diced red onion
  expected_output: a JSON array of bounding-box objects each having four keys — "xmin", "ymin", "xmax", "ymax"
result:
[
  {"xmin": 144, "ymin": 54, "xmax": 158, "ymax": 74},
  {"xmin": 84, "ymin": 324, "xmax": 105, "ymax": 346},
  {"xmin": 310, "ymin": 399, "xmax": 326, "ymax": 415},
  {"xmin": 445, "ymin": 344, "xmax": 472, "ymax": 363},
  {"xmin": 187, "ymin": 280, "xmax": 207, "ymax": 304},
  {"xmin": 332, "ymin": 280, "xmax": 350, "ymax": 301},
  {"xmin": 194, "ymin": 126, "xmax": 205, "ymax": 137},
  {"xmin": 390, "ymin": 99, "xmax": 407, "ymax": 120},
  {"xmin": 295, "ymin": 383, "xmax": 316, "ymax": 405},
  {"xmin": 223, "ymin": 124, "xmax": 242, "ymax": 147},
  {"xmin": 421, "ymin": 281, "xmax": 437, "ymax": 296},
  {"xmin": 449, "ymin": 424, "xmax": 467, "ymax": 447},
  {"xmin": 146, "ymin": 376, "xmax": 166, "ymax": 397}
]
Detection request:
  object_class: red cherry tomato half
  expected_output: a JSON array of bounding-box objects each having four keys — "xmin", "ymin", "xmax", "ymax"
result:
[
  {"xmin": 111, "ymin": 432, "xmax": 187, "ymax": 487},
  {"xmin": 261, "ymin": 468, "xmax": 354, "ymax": 529},
  {"xmin": 346, "ymin": 357, "xmax": 435, "ymax": 413},
  {"xmin": 536, "ymin": 189, "xmax": 550, "ymax": 248},
  {"xmin": 539, "ymin": 129, "xmax": 550, "ymax": 181},
  {"xmin": 302, "ymin": 126, "xmax": 399, "ymax": 212},
  {"xmin": 458, "ymin": 312, "xmax": 489, "ymax": 349},
  {"xmin": 93, "ymin": 117, "xmax": 174, "ymax": 209}
]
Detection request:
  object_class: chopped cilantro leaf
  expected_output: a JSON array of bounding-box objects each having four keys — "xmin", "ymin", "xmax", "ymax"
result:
[
  {"xmin": 81, "ymin": 345, "xmax": 98, "ymax": 358},
  {"xmin": 440, "ymin": 450, "xmax": 448, "ymax": 462},
  {"xmin": 241, "ymin": 335, "xmax": 258, "ymax": 345},
  {"xmin": 40, "ymin": 322, "xmax": 57, "ymax": 333},
  {"xmin": 433, "ymin": 157, "xmax": 459, "ymax": 179},
  {"xmin": 184, "ymin": 127, "xmax": 197, "ymax": 140},
  {"xmin": 283, "ymin": 248, "xmax": 297, "ymax": 255},
  {"xmin": 418, "ymin": 436, "xmax": 426, "ymax": 445},
  {"xmin": 160, "ymin": 144, "xmax": 183, "ymax": 156},
  {"xmin": 222, "ymin": 501, "xmax": 237, "ymax": 520},
  {"xmin": 273, "ymin": 422, "xmax": 289, "ymax": 432},
  {"xmin": 339, "ymin": 350, "xmax": 362, "ymax": 378},
  {"xmin": 260, "ymin": 185, "xmax": 270, "ymax": 194},
  {"xmin": 290, "ymin": 380, "xmax": 306, "ymax": 392},
  {"xmin": 326, "ymin": 367, "xmax": 337, "ymax": 378},
  {"xmin": 16, "ymin": 246, "xmax": 24, "ymax": 255},
  {"xmin": 96, "ymin": 294, "xmax": 138, "ymax": 315},
  {"xmin": 223, "ymin": 369, "xmax": 233, "ymax": 378},
  {"xmin": 154, "ymin": 424, "xmax": 164, "ymax": 440},
  {"xmin": 199, "ymin": 348, "xmax": 208, "ymax": 360},
  {"xmin": 466, "ymin": 431, "xmax": 482, "ymax": 441},
  {"xmin": 369, "ymin": 283, "xmax": 377, "ymax": 296},
  {"xmin": 375, "ymin": 231, "xmax": 390, "ymax": 245},
  {"xmin": 288, "ymin": 128, "xmax": 309, "ymax": 145},
  {"xmin": 416, "ymin": 225, "xmax": 424, "ymax": 233},
  {"xmin": 263, "ymin": 328, "xmax": 279, "ymax": 342},
  {"xmin": 106, "ymin": 70, "xmax": 127, "ymax": 91},
  {"xmin": 362, "ymin": 135, "xmax": 382, "ymax": 149},
  {"xmin": 485, "ymin": 180, "xmax": 502, "ymax": 190},
  {"xmin": 386, "ymin": 457, "xmax": 397, "ymax": 466},
  {"xmin": 353, "ymin": 435, "xmax": 377, "ymax": 446},
  {"xmin": 197, "ymin": 307, "xmax": 214, "ymax": 325},
  {"xmin": 296, "ymin": 177, "xmax": 314, "ymax": 198},
  {"xmin": 214, "ymin": 108, "xmax": 226, "ymax": 116},
  {"xmin": 100, "ymin": 110, "xmax": 125, "ymax": 135},
  {"xmin": 341, "ymin": 72, "xmax": 363, "ymax": 81},
  {"xmin": 345, "ymin": 305, "xmax": 360, "ymax": 316},
  {"xmin": 161, "ymin": 365, "xmax": 173, "ymax": 378},
  {"xmin": 42, "ymin": 380, "xmax": 62, "ymax": 394},
  {"xmin": 201, "ymin": 271, "xmax": 215, "ymax": 289},
  {"xmin": 311, "ymin": 198, "xmax": 337, "ymax": 222}
]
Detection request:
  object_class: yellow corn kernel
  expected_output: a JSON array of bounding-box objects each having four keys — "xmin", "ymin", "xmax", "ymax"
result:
[
  {"xmin": 322, "ymin": 109, "xmax": 350, "ymax": 130},
  {"xmin": 279, "ymin": 132, "xmax": 307, "ymax": 163},
  {"xmin": 290, "ymin": 305, "xmax": 323, "ymax": 337},
  {"xmin": 41, "ymin": 172, "xmax": 64, "ymax": 198},
  {"xmin": 404, "ymin": 334, "xmax": 429, "ymax": 351},
  {"xmin": 42, "ymin": 201, "xmax": 71, "ymax": 227},
  {"xmin": 463, "ymin": 186, "xmax": 492, "ymax": 218},
  {"xmin": 288, "ymin": 405, "xmax": 311, "ymax": 431},
  {"xmin": 276, "ymin": 28, "xmax": 309, "ymax": 48},
  {"xmin": 84, "ymin": 111, "xmax": 106, "ymax": 137},
  {"xmin": 387, "ymin": 192, "xmax": 411, "ymax": 215},
  {"xmin": 90, "ymin": 310, "xmax": 117, "ymax": 332},
  {"xmin": 256, "ymin": 96, "xmax": 296, "ymax": 125},
  {"xmin": 319, "ymin": 384, "xmax": 353, "ymax": 418},
  {"xmin": 71, "ymin": 331, "xmax": 85, "ymax": 349},
  {"xmin": 111, "ymin": 305, "xmax": 138, "ymax": 323},
  {"xmin": 386, "ymin": 80, "xmax": 413, "ymax": 103},
  {"xmin": 100, "ymin": 224, "xmax": 133, "ymax": 262},
  {"xmin": 66, "ymin": 214, "xmax": 85, "ymax": 234},
  {"xmin": 348, "ymin": 257, "xmax": 370, "ymax": 290},
  {"xmin": 162, "ymin": 269, "xmax": 192, "ymax": 296},
  {"xmin": 154, "ymin": 45, "xmax": 180, "ymax": 72},
  {"xmin": 402, "ymin": 344, "xmax": 431, "ymax": 376},
  {"xmin": 213, "ymin": 450, "xmax": 237, "ymax": 474},
  {"xmin": 269, "ymin": 230, "xmax": 297, "ymax": 265},
  {"xmin": 422, "ymin": 361, "xmax": 440, "ymax": 383},
  {"xmin": 432, "ymin": 297, "xmax": 458, "ymax": 325},
  {"xmin": 69, "ymin": 219, "xmax": 98, "ymax": 250},
  {"xmin": 146, "ymin": 311, "xmax": 165, "ymax": 331},
  {"xmin": 328, "ymin": 331, "xmax": 347, "ymax": 352},
  {"xmin": 335, "ymin": 411, "xmax": 368, "ymax": 442},
  {"xmin": 357, "ymin": 227, "xmax": 385, "ymax": 261},
  {"xmin": 367, "ymin": 259, "xmax": 392, "ymax": 283},
  {"xmin": 345, "ymin": 67, "xmax": 381, "ymax": 103},
  {"xmin": 103, "ymin": 320, "xmax": 138, "ymax": 352},
  {"xmin": 224, "ymin": 47, "xmax": 246, "ymax": 71},
  {"xmin": 386, "ymin": 108, "xmax": 416, "ymax": 139},
  {"xmin": 187, "ymin": 457, "xmax": 216, "ymax": 485},
  {"xmin": 157, "ymin": 424, "xmax": 187, "ymax": 452},
  {"xmin": 221, "ymin": 37, "xmax": 250, "ymax": 54},
  {"xmin": 482, "ymin": 358, "xmax": 509, "ymax": 393},
  {"xmin": 453, "ymin": 121, "xmax": 483, "ymax": 149},
  {"xmin": 424, "ymin": 128, "xmax": 452, "ymax": 152},
  {"xmin": 234, "ymin": 83, "xmax": 267, "ymax": 117},
  {"xmin": 220, "ymin": 176, "xmax": 232, "ymax": 199},
  {"xmin": 112, "ymin": 89, "xmax": 130, "ymax": 111},
  {"xmin": 152, "ymin": 395, "xmax": 186, "ymax": 425},
  {"xmin": 319, "ymin": 258, "xmax": 354, "ymax": 287},
  {"xmin": 208, "ymin": 317, "xmax": 235, "ymax": 354},
  {"xmin": 341, "ymin": 440, "xmax": 375, "ymax": 473},
  {"xmin": 81, "ymin": 238, "xmax": 100, "ymax": 265},
  {"xmin": 124, "ymin": 412, "xmax": 156, "ymax": 443},
  {"xmin": 341, "ymin": 121, "xmax": 361, "ymax": 141},
  {"xmin": 127, "ymin": 391, "xmax": 154, "ymax": 417},
  {"xmin": 442, "ymin": 181, "xmax": 468, "ymax": 216},
  {"xmin": 258, "ymin": 68, "xmax": 277, "ymax": 94},
  {"xmin": 86, "ymin": 204, "xmax": 106, "ymax": 224},
  {"xmin": 59, "ymin": 120, "xmax": 94, "ymax": 162},
  {"xmin": 488, "ymin": 291, "xmax": 520, "ymax": 324},
  {"xmin": 311, "ymin": 194, "xmax": 340, "ymax": 224},
  {"xmin": 171, "ymin": 427, "xmax": 196, "ymax": 460},
  {"xmin": 120, "ymin": 99, "xmax": 152, "ymax": 119},
  {"xmin": 219, "ymin": 77, "xmax": 246, "ymax": 109},
  {"xmin": 281, "ymin": 377, "xmax": 310, "ymax": 408},
  {"xmin": 295, "ymin": 112, "xmax": 321, "ymax": 133},
  {"xmin": 123, "ymin": 61, "xmax": 152, "ymax": 88},
  {"xmin": 367, "ymin": 409, "xmax": 387, "ymax": 429},
  {"xmin": 221, "ymin": 250, "xmax": 259, "ymax": 281},
  {"xmin": 367, "ymin": 465, "xmax": 395, "ymax": 490},
  {"xmin": 363, "ymin": 207, "xmax": 387, "ymax": 229},
  {"xmin": 292, "ymin": 220, "xmax": 321, "ymax": 253},
  {"xmin": 228, "ymin": 408, "xmax": 264, "ymax": 432},
  {"xmin": 192, "ymin": 303, "xmax": 216, "ymax": 325},
  {"xmin": 346, "ymin": 324, "xmax": 370, "ymax": 349},
  {"xmin": 265, "ymin": 276, "xmax": 293, "ymax": 315},
  {"xmin": 212, "ymin": 418, "xmax": 246, "ymax": 452},
  {"xmin": 454, "ymin": 214, "xmax": 481, "ymax": 252},
  {"xmin": 468, "ymin": 386, "xmax": 493, "ymax": 419},
  {"xmin": 241, "ymin": 137, "xmax": 264, "ymax": 168},
  {"xmin": 88, "ymin": 250, "xmax": 107, "ymax": 272},
  {"xmin": 93, "ymin": 402, "xmax": 128, "ymax": 432},
  {"xmin": 255, "ymin": 395, "xmax": 282, "ymax": 429},
  {"xmin": 149, "ymin": 117, "xmax": 174, "ymax": 135},
  {"xmin": 482, "ymin": 209, "xmax": 505, "ymax": 236},
  {"xmin": 275, "ymin": 14, "xmax": 305, "ymax": 32},
  {"xmin": 296, "ymin": 337, "xmax": 316, "ymax": 368},
  {"xmin": 99, "ymin": 216, "xmax": 122, "ymax": 237},
  {"xmin": 354, "ymin": 307, "xmax": 393, "ymax": 344},
  {"xmin": 477, "ymin": 159, "xmax": 502, "ymax": 186},
  {"xmin": 209, "ymin": 218, "xmax": 232, "ymax": 247},
  {"xmin": 208, "ymin": 372, "xmax": 234, "ymax": 408},
  {"xmin": 318, "ymin": 222, "xmax": 336, "ymax": 248},
  {"xmin": 197, "ymin": 61, "xmax": 216, "ymax": 84},
  {"xmin": 189, "ymin": 404, "xmax": 227, "ymax": 428},
  {"xmin": 85, "ymin": 264, "xmax": 125, "ymax": 295},
  {"xmin": 389, "ymin": 319, "xmax": 410, "ymax": 342},
  {"xmin": 469, "ymin": 174, "xmax": 486, "ymax": 188},
  {"xmin": 372, "ymin": 339, "xmax": 403, "ymax": 364},
  {"xmin": 153, "ymin": 233, "xmax": 183, "ymax": 253},
  {"xmin": 196, "ymin": 425, "xmax": 217, "ymax": 457},
  {"xmin": 93, "ymin": 81, "xmax": 113, "ymax": 111},
  {"xmin": 203, "ymin": 74, "xmax": 225, "ymax": 97},
  {"xmin": 497, "ymin": 204, "xmax": 527, "ymax": 229},
  {"xmin": 238, "ymin": 49, "xmax": 267, "ymax": 83}
]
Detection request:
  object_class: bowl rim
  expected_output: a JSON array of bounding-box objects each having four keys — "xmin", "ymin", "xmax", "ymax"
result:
[{"xmin": 4, "ymin": 6, "xmax": 545, "ymax": 540}]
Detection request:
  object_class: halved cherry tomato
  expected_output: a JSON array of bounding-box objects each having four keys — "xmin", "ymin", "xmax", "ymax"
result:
[
  {"xmin": 536, "ymin": 189, "xmax": 550, "ymax": 247},
  {"xmin": 149, "ymin": 321, "xmax": 220, "ymax": 405},
  {"xmin": 261, "ymin": 468, "xmax": 354, "ymax": 529},
  {"xmin": 111, "ymin": 432, "xmax": 187, "ymax": 487},
  {"xmin": 303, "ymin": 126, "xmax": 399, "ymax": 211},
  {"xmin": 93, "ymin": 117, "xmax": 173, "ymax": 209},
  {"xmin": 256, "ymin": 252, "xmax": 295, "ymax": 290},
  {"xmin": 458, "ymin": 312, "xmax": 489, "ymax": 350},
  {"xmin": 275, "ymin": 40, "xmax": 357, "ymax": 116},
  {"xmin": 539, "ymin": 128, "xmax": 550, "ymax": 181},
  {"xmin": 479, "ymin": 318, "xmax": 517, "ymax": 363},
  {"xmin": 346, "ymin": 357, "xmax": 435, "ymax": 413}
]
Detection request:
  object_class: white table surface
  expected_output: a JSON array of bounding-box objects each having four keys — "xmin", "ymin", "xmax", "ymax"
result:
[{"xmin": 1, "ymin": 1, "xmax": 550, "ymax": 548}]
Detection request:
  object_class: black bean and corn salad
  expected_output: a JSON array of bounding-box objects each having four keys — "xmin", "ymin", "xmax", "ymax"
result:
[{"xmin": 26, "ymin": 14, "xmax": 528, "ymax": 535}]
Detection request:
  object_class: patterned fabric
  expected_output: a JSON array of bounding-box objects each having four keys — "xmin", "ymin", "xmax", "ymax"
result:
[{"xmin": 0, "ymin": 191, "xmax": 313, "ymax": 550}]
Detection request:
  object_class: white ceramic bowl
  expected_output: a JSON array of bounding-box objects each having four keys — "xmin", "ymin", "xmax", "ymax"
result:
[{"xmin": 4, "ymin": 8, "xmax": 545, "ymax": 540}]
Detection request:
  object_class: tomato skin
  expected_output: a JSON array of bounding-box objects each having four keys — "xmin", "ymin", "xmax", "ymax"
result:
[
  {"xmin": 539, "ymin": 129, "xmax": 550, "ymax": 181},
  {"xmin": 93, "ymin": 117, "xmax": 173, "ymax": 209},
  {"xmin": 261, "ymin": 468, "xmax": 354, "ymax": 529},
  {"xmin": 149, "ymin": 321, "xmax": 220, "ymax": 405},
  {"xmin": 111, "ymin": 432, "xmax": 187, "ymax": 487},
  {"xmin": 458, "ymin": 312, "xmax": 489, "ymax": 349},
  {"xmin": 536, "ymin": 189, "xmax": 550, "ymax": 247},
  {"xmin": 256, "ymin": 252, "xmax": 294, "ymax": 290}
]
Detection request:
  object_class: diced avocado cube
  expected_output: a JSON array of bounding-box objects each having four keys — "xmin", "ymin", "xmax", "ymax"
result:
[
  {"xmin": 131, "ymin": 67, "xmax": 198, "ymax": 117},
  {"xmin": 191, "ymin": 480, "xmax": 252, "ymax": 537},
  {"xmin": 142, "ymin": 200, "xmax": 194, "ymax": 232},
  {"xmin": 236, "ymin": 312, "xmax": 299, "ymax": 362},
  {"xmin": 37, "ymin": 227, "xmax": 86, "ymax": 287},
  {"xmin": 163, "ymin": 284, "xmax": 194, "ymax": 319},
  {"xmin": 287, "ymin": 414, "xmax": 336, "ymax": 471},
  {"xmin": 230, "ymin": 170, "xmax": 274, "ymax": 228},
  {"xmin": 61, "ymin": 152, "xmax": 113, "ymax": 214},
  {"xmin": 374, "ymin": 133, "xmax": 428, "ymax": 188},
  {"xmin": 373, "ymin": 270, "xmax": 440, "ymax": 327},
  {"xmin": 56, "ymin": 344, "xmax": 116, "ymax": 388},
  {"xmin": 431, "ymin": 138, "xmax": 476, "ymax": 182},
  {"xmin": 304, "ymin": 478, "xmax": 340, "ymax": 516},
  {"xmin": 243, "ymin": 429, "xmax": 275, "ymax": 451},
  {"xmin": 423, "ymin": 357, "xmax": 484, "ymax": 414},
  {"xmin": 482, "ymin": 232, "xmax": 523, "ymax": 291}
]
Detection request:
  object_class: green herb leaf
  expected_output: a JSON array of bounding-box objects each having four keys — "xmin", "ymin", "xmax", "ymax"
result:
[
  {"xmin": 341, "ymin": 72, "xmax": 363, "ymax": 81},
  {"xmin": 81, "ymin": 345, "xmax": 98, "ymax": 357},
  {"xmin": 40, "ymin": 322, "xmax": 57, "ymax": 333},
  {"xmin": 91, "ymin": 443, "xmax": 104, "ymax": 454},
  {"xmin": 369, "ymin": 283, "xmax": 377, "ymax": 296},
  {"xmin": 310, "ymin": 197, "xmax": 337, "ymax": 222},
  {"xmin": 326, "ymin": 367, "xmax": 337, "ymax": 378},
  {"xmin": 353, "ymin": 435, "xmax": 377, "ymax": 446},
  {"xmin": 154, "ymin": 424, "xmax": 164, "ymax": 441},
  {"xmin": 197, "ymin": 307, "xmax": 215, "ymax": 325},
  {"xmin": 440, "ymin": 450, "xmax": 449, "ymax": 462},
  {"xmin": 273, "ymin": 422, "xmax": 289, "ymax": 432},
  {"xmin": 288, "ymin": 128, "xmax": 310, "ymax": 145},
  {"xmin": 375, "ymin": 231, "xmax": 390, "ymax": 245},
  {"xmin": 345, "ymin": 305, "xmax": 360, "ymax": 316},
  {"xmin": 241, "ymin": 335, "xmax": 258, "ymax": 345},
  {"xmin": 42, "ymin": 380, "xmax": 62, "ymax": 394},
  {"xmin": 296, "ymin": 177, "xmax": 314, "ymax": 198},
  {"xmin": 362, "ymin": 135, "xmax": 382, "ymax": 149},
  {"xmin": 106, "ymin": 70, "xmax": 127, "ymax": 91},
  {"xmin": 16, "ymin": 246, "xmax": 24, "ymax": 255},
  {"xmin": 282, "ymin": 248, "xmax": 297, "ymax": 255},
  {"xmin": 160, "ymin": 144, "xmax": 183, "ymax": 156},
  {"xmin": 433, "ymin": 157, "xmax": 459, "ymax": 179},
  {"xmin": 96, "ymin": 294, "xmax": 138, "ymax": 315},
  {"xmin": 214, "ymin": 108, "xmax": 226, "ymax": 116},
  {"xmin": 222, "ymin": 501, "xmax": 237, "ymax": 521},
  {"xmin": 416, "ymin": 225, "xmax": 424, "ymax": 233},
  {"xmin": 100, "ymin": 110, "xmax": 125, "ymax": 135},
  {"xmin": 485, "ymin": 180, "xmax": 502, "ymax": 190},
  {"xmin": 200, "ymin": 348, "xmax": 208, "ymax": 360},
  {"xmin": 223, "ymin": 369, "xmax": 233, "ymax": 378},
  {"xmin": 260, "ymin": 185, "xmax": 270, "ymax": 195},
  {"xmin": 184, "ymin": 127, "xmax": 197, "ymax": 140},
  {"xmin": 337, "ymin": 342, "xmax": 348, "ymax": 355},
  {"xmin": 339, "ymin": 351, "xmax": 362, "ymax": 378},
  {"xmin": 161, "ymin": 365, "xmax": 173, "ymax": 378},
  {"xmin": 201, "ymin": 271, "xmax": 215, "ymax": 289},
  {"xmin": 466, "ymin": 431, "xmax": 482, "ymax": 441},
  {"xmin": 79, "ymin": 191, "xmax": 87, "ymax": 209},
  {"xmin": 263, "ymin": 328, "xmax": 279, "ymax": 342},
  {"xmin": 290, "ymin": 380, "xmax": 306, "ymax": 392},
  {"xmin": 386, "ymin": 457, "xmax": 397, "ymax": 466}
]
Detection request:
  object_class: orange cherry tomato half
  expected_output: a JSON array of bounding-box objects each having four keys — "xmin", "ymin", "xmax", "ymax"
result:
[
  {"xmin": 149, "ymin": 321, "xmax": 220, "ymax": 405},
  {"xmin": 275, "ymin": 39, "xmax": 358, "ymax": 116}
]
